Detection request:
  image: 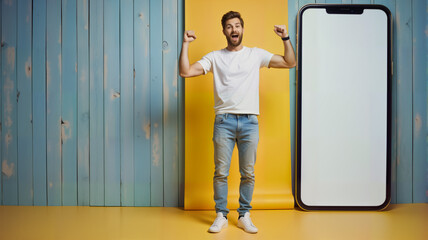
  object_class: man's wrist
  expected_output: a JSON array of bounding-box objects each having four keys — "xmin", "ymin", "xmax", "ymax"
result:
[{"xmin": 281, "ymin": 35, "xmax": 290, "ymax": 41}]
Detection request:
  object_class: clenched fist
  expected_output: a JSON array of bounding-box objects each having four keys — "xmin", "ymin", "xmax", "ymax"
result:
[
  {"xmin": 274, "ymin": 25, "xmax": 288, "ymax": 38},
  {"xmin": 183, "ymin": 30, "xmax": 197, "ymax": 43}
]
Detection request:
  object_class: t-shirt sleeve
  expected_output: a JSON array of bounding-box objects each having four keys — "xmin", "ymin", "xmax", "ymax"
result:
[
  {"xmin": 256, "ymin": 48, "xmax": 274, "ymax": 68},
  {"xmin": 197, "ymin": 52, "xmax": 214, "ymax": 75}
]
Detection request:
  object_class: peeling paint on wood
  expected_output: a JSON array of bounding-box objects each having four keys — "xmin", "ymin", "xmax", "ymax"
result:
[
  {"xmin": 4, "ymin": 78, "xmax": 14, "ymax": 113},
  {"xmin": 6, "ymin": 46, "xmax": 16, "ymax": 69},
  {"xmin": 111, "ymin": 89, "xmax": 120, "ymax": 100},
  {"xmin": 25, "ymin": 56, "xmax": 31, "ymax": 77},
  {"xmin": 61, "ymin": 120, "xmax": 71, "ymax": 143},
  {"xmin": 2, "ymin": 160, "xmax": 15, "ymax": 178},
  {"xmin": 415, "ymin": 113, "xmax": 421, "ymax": 137},
  {"xmin": 152, "ymin": 133, "xmax": 160, "ymax": 167},
  {"xmin": 143, "ymin": 123, "xmax": 150, "ymax": 139},
  {"xmin": 4, "ymin": 116, "xmax": 12, "ymax": 128},
  {"xmin": 79, "ymin": 72, "xmax": 88, "ymax": 83},
  {"xmin": 4, "ymin": 132, "xmax": 12, "ymax": 151}
]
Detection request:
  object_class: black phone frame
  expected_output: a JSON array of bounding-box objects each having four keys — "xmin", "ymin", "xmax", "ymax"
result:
[{"xmin": 295, "ymin": 4, "xmax": 392, "ymax": 211}]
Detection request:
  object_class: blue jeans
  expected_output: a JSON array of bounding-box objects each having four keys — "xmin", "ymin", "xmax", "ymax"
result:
[{"xmin": 213, "ymin": 113, "xmax": 259, "ymax": 217}]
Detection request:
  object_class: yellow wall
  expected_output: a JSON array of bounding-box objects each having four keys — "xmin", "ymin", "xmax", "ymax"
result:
[{"xmin": 185, "ymin": 0, "xmax": 294, "ymax": 210}]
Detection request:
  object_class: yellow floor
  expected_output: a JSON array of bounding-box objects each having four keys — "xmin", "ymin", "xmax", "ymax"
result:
[{"xmin": 0, "ymin": 204, "xmax": 427, "ymax": 240}]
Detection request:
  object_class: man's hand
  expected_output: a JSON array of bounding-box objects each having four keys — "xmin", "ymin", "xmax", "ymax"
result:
[
  {"xmin": 184, "ymin": 30, "xmax": 197, "ymax": 43},
  {"xmin": 273, "ymin": 25, "xmax": 288, "ymax": 38}
]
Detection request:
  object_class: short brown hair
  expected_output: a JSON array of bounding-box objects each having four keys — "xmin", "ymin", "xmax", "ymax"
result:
[{"xmin": 221, "ymin": 11, "xmax": 244, "ymax": 29}]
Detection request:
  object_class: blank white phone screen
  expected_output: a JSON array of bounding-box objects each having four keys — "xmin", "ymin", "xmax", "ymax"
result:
[{"xmin": 301, "ymin": 8, "xmax": 388, "ymax": 206}]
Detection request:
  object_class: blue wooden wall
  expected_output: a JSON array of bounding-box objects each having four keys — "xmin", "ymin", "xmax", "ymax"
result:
[
  {"xmin": 0, "ymin": 0, "xmax": 426, "ymax": 206},
  {"xmin": 288, "ymin": 0, "xmax": 428, "ymax": 204},
  {"xmin": 1, "ymin": 0, "xmax": 184, "ymax": 206}
]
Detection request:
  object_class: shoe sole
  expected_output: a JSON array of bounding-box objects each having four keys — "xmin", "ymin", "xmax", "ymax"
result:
[
  {"xmin": 237, "ymin": 222, "xmax": 258, "ymax": 234},
  {"xmin": 208, "ymin": 222, "xmax": 228, "ymax": 233}
]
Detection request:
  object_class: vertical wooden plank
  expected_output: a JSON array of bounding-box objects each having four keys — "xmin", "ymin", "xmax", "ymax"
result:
[
  {"xmin": 412, "ymin": 0, "xmax": 428, "ymax": 203},
  {"xmin": 133, "ymin": 0, "xmax": 151, "ymax": 206},
  {"xmin": 177, "ymin": 0, "xmax": 185, "ymax": 207},
  {"xmin": 61, "ymin": 0, "xmax": 78, "ymax": 206},
  {"xmin": 89, "ymin": 0, "xmax": 105, "ymax": 206},
  {"xmin": 2, "ymin": 0, "xmax": 18, "ymax": 205},
  {"xmin": 163, "ymin": 0, "xmax": 179, "ymax": 207},
  {"xmin": 316, "ymin": 0, "xmax": 326, "ymax": 3},
  {"xmin": 0, "ymin": 0, "xmax": 3, "ymax": 206},
  {"xmin": 77, "ymin": 0, "xmax": 90, "ymax": 206},
  {"xmin": 375, "ymin": 0, "xmax": 397, "ymax": 204},
  {"xmin": 17, "ymin": 0, "xmax": 33, "ymax": 206},
  {"xmin": 395, "ymin": 0, "xmax": 413, "ymax": 204},
  {"xmin": 104, "ymin": 0, "xmax": 121, "ymax": 206},
  {"xmin": 32, "ymin": 0, "xmax": 47, "ymax": 206},
  {"xmin": 425, "ymin": 0, "xmax": 428, "ymax": 203},
  {"xmin": 46, "ymin": 0, "xmax": 62, "ymax": 206},
  {"xmin": 150, "ymin": 0, "xmax": 164, "ymax": 207},
  {"xmin": 120, "ymin": 0, "xmax": 135, "ymax": 206},
  {"xmin": 288, "ymin": 0, "xmax": 299, "ymax": 199}
]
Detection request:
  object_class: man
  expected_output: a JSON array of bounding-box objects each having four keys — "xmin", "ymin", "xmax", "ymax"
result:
[{"xmin": 179, "ymin": 11, "xmax": 296, "ymax": 234}]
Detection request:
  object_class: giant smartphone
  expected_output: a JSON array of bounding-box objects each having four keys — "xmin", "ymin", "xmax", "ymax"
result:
[{"xmin": 296, "ymin": 4, "xmax": 392, "ymax": 210}]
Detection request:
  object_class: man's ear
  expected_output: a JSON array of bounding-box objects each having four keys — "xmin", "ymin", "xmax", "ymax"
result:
[{"xmin": 222, "ymin": 28, "xmax": 226, "ymax": 36}]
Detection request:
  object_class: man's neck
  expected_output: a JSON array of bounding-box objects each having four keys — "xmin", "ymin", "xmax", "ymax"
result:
[{"xmin": 226, "ymin": 44, "xmax": 244, "ymax": 52}]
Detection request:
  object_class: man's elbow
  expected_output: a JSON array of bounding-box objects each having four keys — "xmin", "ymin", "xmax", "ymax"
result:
[
  {"xmin": 285, "ymin": 58, "xmax": 296, "ymax": 68},
  {"xmin": 179, "ymin": 71, "xmax": 191, "ymax": 78},
  {"xmin": 282, "ymin": 57, "xmax": 296, "ymax": 68},
  {"xmin": 179, "ymin": 67, "xmax": 188, "ymax": 78}
]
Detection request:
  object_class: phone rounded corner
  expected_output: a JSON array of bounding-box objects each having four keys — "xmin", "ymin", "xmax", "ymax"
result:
[
  {"xmin": 372, "ymin": 4, "xmax": 392, "ymax": 20},
  {"xmin": 376, "ymin": 194, "xmax": 391, "ymax": 211},
  {"xmin": 298, "ymin": 4, "xmax": 317, "ymax": 19},
  {"xmin": 295, "ymin": 194, "xmax": 311, "ymax": 211}
]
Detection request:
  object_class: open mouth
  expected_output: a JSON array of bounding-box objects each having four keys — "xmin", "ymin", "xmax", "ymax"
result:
[{"xmin": 231, "ymin": 34, "xmax": 239, "ymax": 40}]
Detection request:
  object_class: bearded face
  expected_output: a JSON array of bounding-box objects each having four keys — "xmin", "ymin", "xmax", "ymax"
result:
[
  {"xmin": 226, "ymin": 30, "xmax": 243, "ymax": 47},
  {"xmin": 223, "ymin": 18, "xmax": 244, "ymax": 48}
]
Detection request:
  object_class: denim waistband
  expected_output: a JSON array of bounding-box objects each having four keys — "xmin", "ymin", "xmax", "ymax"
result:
[{"xmin": 218, "ymin": 113, "xmax": 256, "ymax": 119}]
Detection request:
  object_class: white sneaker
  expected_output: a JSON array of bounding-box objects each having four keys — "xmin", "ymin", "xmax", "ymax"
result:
[
  {"xmin": 208, "ymin": 212, "xmax": 228, "ymax": 233},
  {"xmin": 237, "ymin": 212, "xmax": 258, "ymax": 233}
]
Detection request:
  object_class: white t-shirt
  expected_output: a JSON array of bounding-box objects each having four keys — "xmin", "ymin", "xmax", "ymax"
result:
[{"xmin": 197, "ymin": 46, "xmax": 274, "ymax": 115}]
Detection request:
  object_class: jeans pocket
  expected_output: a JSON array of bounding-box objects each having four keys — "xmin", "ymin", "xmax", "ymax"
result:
[
  {"xmin": 215, "ymin": 114, "xmax": 225, "ymax": 124},
  {"xmin": 250, "ymin": 115, "xmax": 258, "ymax": 124}
]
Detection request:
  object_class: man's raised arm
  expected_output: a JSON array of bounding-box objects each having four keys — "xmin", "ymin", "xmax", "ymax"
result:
[
  {"xmin": 268, "ymin": 25, "xmax": 296, "ymax": 69},
  {"xmin": 179, "ymin": 30, "xmax": 205, "ymax": 78}
]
